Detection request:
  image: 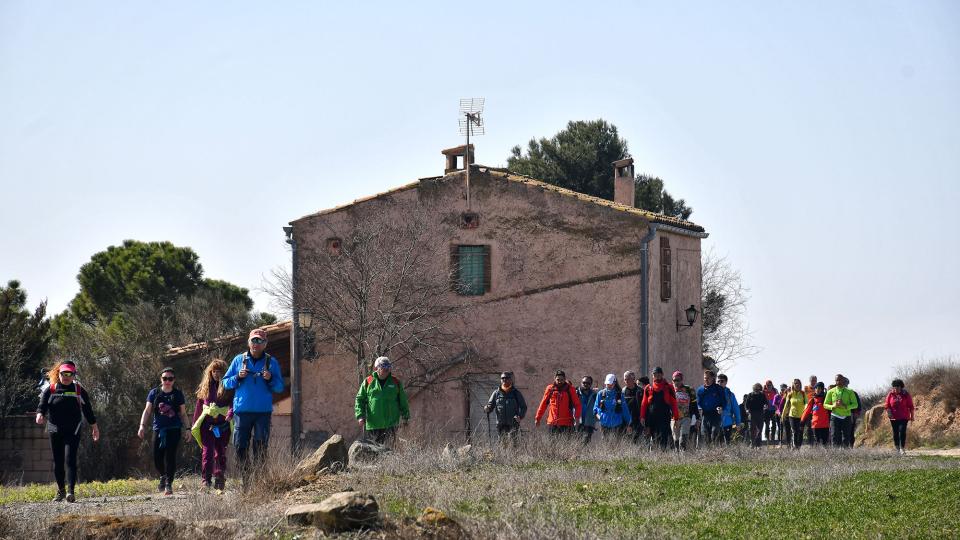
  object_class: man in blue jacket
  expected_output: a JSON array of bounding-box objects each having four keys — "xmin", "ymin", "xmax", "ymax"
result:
[
  {"xmin": 717, "ymin": 373, "xmax": 742, "ymax": 444},
  {"xmin": 696, "ymin": 370, "xmax": 726, "ymax": 445},
  {"xmin": 223, "ymin": 328, "xmax": 285, "ymax": 478}
]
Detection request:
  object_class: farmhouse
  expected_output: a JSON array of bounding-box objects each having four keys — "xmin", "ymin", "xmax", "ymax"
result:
[{"xmin": 286, "ymin": 147, "xmax": 707, "ymax": 444}]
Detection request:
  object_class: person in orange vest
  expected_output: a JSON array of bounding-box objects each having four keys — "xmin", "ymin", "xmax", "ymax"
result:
[
  {"xmin": 640, "ymin": 367, "xmax": 680, "ymax": 450},
  {"xmin": 535, "ymin": 370, "xmax": 582, "ymax": 435},
  {"xmin": 800, "ymin": 382, "xmax": 830, "ymax": 445}
]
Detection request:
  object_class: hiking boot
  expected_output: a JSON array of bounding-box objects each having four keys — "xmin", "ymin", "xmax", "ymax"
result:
[
  {"xmin": 66, "ymin": 491, "xmax": 75, "ymax": 503},
  {"xmin": 164, "ymin": 485, "xmax": 173, "ymax": 496},
  {"xmin": 53, "ymin": 490, "xmax": 66, "ymax": 502},
  {"xmin": 201, "ymin": 478, "xmax": 212, "ymax": 491},
  {"xmin": 213, "ymin": 477, "xmax": 225, "ymax": 492},
  {"xmin": 157, "ymin": 476, "xmax": 167, "ymax": 493}
]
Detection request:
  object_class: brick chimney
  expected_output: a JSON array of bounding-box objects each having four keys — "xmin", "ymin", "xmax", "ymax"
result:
[
  {"xmin": 613, "ymin": 158, "xmax": 635, "ymax": 207},
  {"xmin": 442, "ymin": 144, "xmax": 475, "ymax": 174}
]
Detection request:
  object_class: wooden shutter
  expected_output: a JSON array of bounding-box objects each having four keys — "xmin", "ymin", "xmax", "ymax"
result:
[
  {"xmin": 660, "ymin": 236, "xmax": 671, "ymax": 301},
  {"xmin": 449, "ymin": 245, "xmax": 460, "ymax": 292},
  {"xmin": 482, "ymin": 245, "xmax": 492, "ymax": 293}
]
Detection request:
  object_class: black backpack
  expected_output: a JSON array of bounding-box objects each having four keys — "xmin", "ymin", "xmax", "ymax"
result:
[{"xmin": 599, "ymin": 388, "xmax": 623, "ymax": 413}]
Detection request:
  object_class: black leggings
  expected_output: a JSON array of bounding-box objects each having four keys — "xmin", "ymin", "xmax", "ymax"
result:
[
  {"xmin": 813, "ymin": 427, "xmax": 830, "ymax": 445},
  {"xmin": 890, "ymin": 420, "xmax": 908, "ymax": 450},
  {"xmin": 50, "ymin": 432, "xmax": 80, "ymax": 492},
  {"xmin": 787, "ymin": 417, "xmax": 803, "ymax": 448},
  {"xmin": 153, "ymin": 429, "xmax": 181, "ymax": 482}
]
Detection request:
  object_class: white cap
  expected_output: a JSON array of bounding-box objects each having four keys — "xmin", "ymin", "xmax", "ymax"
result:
[
  {"xmin": 374, "ymin": 356, "xmax": 391, "ymax": 369},
  {"xmin": 604, "ymin": 373, "xmax": 616, "ymax": 385}
]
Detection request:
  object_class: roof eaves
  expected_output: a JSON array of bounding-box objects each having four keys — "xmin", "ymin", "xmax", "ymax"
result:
[
  {"xmin": 290, "ymin": 180, "xmax": 425, "ymax": 224},
  {"xmin": 165, "ymin": 320, "xmax": 293, "ymax": 359}
]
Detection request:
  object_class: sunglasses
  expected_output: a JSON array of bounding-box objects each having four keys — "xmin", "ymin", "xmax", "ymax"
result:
[
  {"xmin": 59, "ymin": 372, "xmax": 75, "ymax": 377},
  {"xmin": 672, "ymin": 378, "xmax": 681, "ymax": 382},
  {"xmin": 500, "ymin": 376, "xmax": 511, "ymax": 380},
  {"xmin": 251, "ymin": 337, "xmax": 267, "ymax": 344},
  {"xmin": 162, "ymin": 376, "xmax": 175, "ymax": 382}
]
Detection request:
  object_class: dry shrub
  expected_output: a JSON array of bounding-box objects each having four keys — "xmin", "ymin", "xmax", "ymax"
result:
[
  {"xmin": 899, "ymin": 356, "xmax": 960, "ymax": 411},
  {"xmin": 237, "ymin": 443, "xmax": 309, "ymax": 503}
]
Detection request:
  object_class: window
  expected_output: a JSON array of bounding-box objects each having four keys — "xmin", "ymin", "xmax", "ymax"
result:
[
  {"xmin": 450, "ymin": 245, "xmax": 491, "ymax": 296},
  {"xmin": 459, "ymin": 212, "xmax": 480, "ymax": 229},
  {"xmin": 326, "ymin": 237, "xmax": 342, "ymax": 255},
  {"xmin": 660, "ymin": 236, "xmax": 671, "ymax": 301}
]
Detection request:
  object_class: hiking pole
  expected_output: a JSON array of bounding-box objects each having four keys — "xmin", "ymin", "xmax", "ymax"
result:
[{"xmin": 486, "ymin": 410, "xmax": 493, "ymax": 447}]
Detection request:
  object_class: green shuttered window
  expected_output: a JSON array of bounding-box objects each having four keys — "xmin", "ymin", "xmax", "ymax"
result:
[{"xmin": 451, "ymin": 245, "xmax": 491, "ymax": 296}]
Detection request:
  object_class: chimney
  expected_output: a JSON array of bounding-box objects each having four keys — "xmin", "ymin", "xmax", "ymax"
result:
[
  {"xmin": 441, "ymin": 144, "xmax": 475, "ymax": 174},
  {"xmin": 613, "ymin": 157, "xmax": 635, "ymax": 207}
]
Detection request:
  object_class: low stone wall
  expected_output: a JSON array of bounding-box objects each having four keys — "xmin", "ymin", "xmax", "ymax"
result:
[{"xmin": 0, "ymin": 415, "xmax": 54, "ymax": 484}]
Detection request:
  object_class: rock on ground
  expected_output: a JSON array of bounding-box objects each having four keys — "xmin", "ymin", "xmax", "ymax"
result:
[
  {"xmin": 47, "ymin": 514, "xmax": 176, "ymax": 539},
  {"xmin": 285, "ymin": 491, "xmax": 379, "ymax": 532},
  {"xmin": 348, "ymin": 440, "xmax": 390, "ymax": 465},
  {"xmin": 296, "ymin": 433, "xmax": 349, "ymax": 475}
]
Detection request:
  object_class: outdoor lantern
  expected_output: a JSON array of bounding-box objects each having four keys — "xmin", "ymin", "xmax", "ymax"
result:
[
  {"xmin": 685, "ymin": 304, "xmax": 698, "ymax": 326},
  {"xmin": 297, "ymin": 309, "xmax": 313, "ymax": 330}
]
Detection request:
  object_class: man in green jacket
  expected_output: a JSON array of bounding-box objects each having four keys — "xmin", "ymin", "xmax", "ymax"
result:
[
  {"xmin": 824, "ymin": 374, "xmax": 858, "ymax": 448},
  {"xmin": 355, "ymin": 356, "xmax": 410, "ymax": 447}
]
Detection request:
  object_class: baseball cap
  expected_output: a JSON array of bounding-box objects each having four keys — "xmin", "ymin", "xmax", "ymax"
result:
[
  {"xmin": 604, "ymin": 374, "xmax": 616, "ymax": 385},
  {"xmin": 672, "ymin": 370, "xmax": 683, "ymax": 380},
  {"xmin": 249, "ymin": 328, "xmax": 267, "ymax": 340}
]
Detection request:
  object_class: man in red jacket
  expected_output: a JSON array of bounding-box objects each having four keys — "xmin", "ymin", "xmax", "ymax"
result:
[
  {"xmin": 535, "ymin": 370, "xmax": 582, "ymax": 435},
  {"xmin": 640, "ymin": 366, "xmax": 680, "ymax": 450}
]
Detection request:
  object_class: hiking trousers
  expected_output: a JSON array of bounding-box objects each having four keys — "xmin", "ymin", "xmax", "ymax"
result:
[
  {"xmin": 787, "ymin": 417, "xmax": 803, "ymax": 449},
  {"xmin": 153, "ymin": 428, "xmax": 181, "ymax": 484},
  {"xmin": 749, "ymin": 412, "xmax": 764, "ymax": 447},
  {"xmin": 648, "ymin": 416, "xmax": 672, "ymax": 450},
  {"xmin": 200, "ymin": 424, "xmax": 230, "ymax": 481},
  {"xmin": 831, "ymin": 416, "xmax": 853, "ymax": 447},
  {"xmin": 701, "ymin": 412, "xmax": 723, "ymax": 445},
  {"xmin": 49, "ymin": 431, "xmax": 80, "ymax": 493},
  {"xmin": 890, "ymin": 419, "xmax": 908, "ymax": 450},
  {"xmin": 813, "ymin": 427, "xmax": 830, "ymax": 445}
]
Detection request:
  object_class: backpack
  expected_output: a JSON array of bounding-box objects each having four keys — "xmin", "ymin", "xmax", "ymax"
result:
[
  {"xmin": 599, "ymin": 388, "xmax": 623, "ymax": 413},
  {"xmin": 44, "ymin": 380, "xmax": 87, "ymax": 435},
  {"xmin": 150, "ymin": 386, "xmax": 181, "ymax": 412}
]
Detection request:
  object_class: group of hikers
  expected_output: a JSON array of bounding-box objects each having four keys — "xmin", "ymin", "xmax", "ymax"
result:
[
  {"xmin": 480, "ymin": 367, "xmax": 916, "ymax": 454},
  {"xmin": 36, "ymin": 328, "xmax": 284, "ymax": 502},
  {"xmin": 33, "ymin": 326, "xmax": 917, "ymax": 503}
]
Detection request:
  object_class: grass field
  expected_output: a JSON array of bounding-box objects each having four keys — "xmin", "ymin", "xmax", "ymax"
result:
[
  {"xmin": 0, "ymin": 478, "xmax": 155, "ymax": 505},
  {"xmin": 349, "ymin": 437, "xmax": 960, "ymax": 539}
]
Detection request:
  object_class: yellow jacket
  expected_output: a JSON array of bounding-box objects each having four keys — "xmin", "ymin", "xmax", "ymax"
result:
[{"xmin": 782, "ymin": 390, "xmax": 807, "ymax": 419}]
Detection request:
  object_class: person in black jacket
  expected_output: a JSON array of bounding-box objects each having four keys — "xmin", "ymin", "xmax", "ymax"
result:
[
  {"xmin": 484, "ymin": 372, "xmax": 527, "ymax": 446},
  {"xmin": 744, "ymin": 384, "xmax": 768, "ymax": 448},
  {"xmin": 35, "ymin": 360, "xmax": 99, "ymax": 502}
]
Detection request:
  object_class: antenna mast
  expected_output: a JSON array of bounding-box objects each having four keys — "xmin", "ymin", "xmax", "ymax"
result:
[{"xmin": 459, "ymin": 98, "xmax": 485, "ymax": 210}]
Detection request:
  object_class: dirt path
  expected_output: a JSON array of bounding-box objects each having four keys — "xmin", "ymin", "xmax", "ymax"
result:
[{"xmin": 907, "ymin": 448, "xmax": 960, "ymax": 457}]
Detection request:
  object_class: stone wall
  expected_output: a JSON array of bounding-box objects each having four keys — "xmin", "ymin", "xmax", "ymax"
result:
[{"xmin": 0, "ymin": 415, "xmax": 54, "ymax": 484}]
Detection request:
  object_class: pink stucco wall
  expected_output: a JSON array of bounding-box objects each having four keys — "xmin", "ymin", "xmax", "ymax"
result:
[{"xmin": 291, "ymin": 168, "xmax": 703, "ymax": 442}]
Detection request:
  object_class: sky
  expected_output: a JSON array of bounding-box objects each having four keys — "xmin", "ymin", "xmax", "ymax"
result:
[{"xmin": 1, "ymin": 1, "xmax": 958, "ymax": 398}]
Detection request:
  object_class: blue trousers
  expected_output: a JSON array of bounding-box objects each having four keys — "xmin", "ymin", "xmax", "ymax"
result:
[{"xmin": 234, "ymin": 412, "xmax": 272, "ymax": 467}]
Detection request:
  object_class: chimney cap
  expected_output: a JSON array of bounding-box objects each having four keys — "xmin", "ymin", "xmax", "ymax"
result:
[
  {"xmin": 613, "ymin": 157, "xmax": 634, "ymax": 168},
  {"xmin": 441, "ymin": 144, "xmax": 475, "ymax": 156}
]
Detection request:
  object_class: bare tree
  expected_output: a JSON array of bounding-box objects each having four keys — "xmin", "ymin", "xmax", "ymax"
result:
[
  {"xmin": 296, "ymin": 206, "xmax": 474, "ymax": 388},
  {"xmin": 701, "ymin": 248, "xmax": 760, "ymax": 370}
]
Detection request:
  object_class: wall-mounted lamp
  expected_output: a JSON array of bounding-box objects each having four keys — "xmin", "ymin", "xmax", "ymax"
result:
[
  {"xmin": 297, "ymin": 309, "xmax": 313, "ymax": 330},
  {"xmin": 676, "ymin": 304, "xmax": 698, "ymax": 331}
]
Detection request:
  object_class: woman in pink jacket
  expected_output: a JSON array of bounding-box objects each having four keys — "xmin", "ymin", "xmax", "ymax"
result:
[{"xmin": 884, "ymin": 379, "xmax": 914, "ymax": 455}]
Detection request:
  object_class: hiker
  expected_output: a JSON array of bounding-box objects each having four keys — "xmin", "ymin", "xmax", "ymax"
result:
[
  {"xmin": 576, "ymin": 376, "xmax": 597, "ymax": 443},
  {"xmin": 782, "ymin": 379, "xmax": 808, "ymax": 449},
  {"xmin": 191, "ymin": 359, "xmax": 233, "ymax": 491},
  {"xmin": 696, "ymin": 370, "xmax": 725, "ymax": 445},
  {"xmin": 484, "ymin": 371, "xmax": 527, "ymax": 446},
  {"xmin": 744, "ymin": 383, "xmax": 767, "ymax": 448},
  {"xmin": 223, "ymin": 328, "xmax": 285, "ymax": 475},
  {"xmin": 824, "ymin": 373, "xmax": 859, "ymax": 448},
  {"xmin": 885, "ymin": 379, "xmax": 914, "ymax": 455},
  {"xmin": 355, "ymin": 356, "xmax": 411, "ymax": 446},
  {"xmin": 671, "ymin": 371, "xmax": 697, "ymax": 452},
  {"xmin": 535, "ymin": 370, "xmax": 581, "ymax": 435},
  {"xmin": 803, "ymin": 375, "xmax": 818, "ymax": 444},
  {"xmin": 640, "ymin": 366, "xmax": 680, "ymax": 451},
  {"xmin": 762, "ymin": 380, "xmax": 777, "ymax": 442},
  {"xmin": 800, "ymin": 382, "xmax": 830, "ymax": 446},
  {"xmin": 717, "ymin": 373, "xmax": 741, "ymax": 444},
  {"xmin": 36, "ymin": 360, "xmax": 99, "ymax": 502},
  {"xmin": 775, "ymin": 384, "xmax": 789, "ymax": 447},
  {"xmin": 594, "ymin": 373, "xmax": 631, "ymax": 439},
  {"xmin": 622, "ymin": 371, "xmax": 644, "ymax": 444},
  {"xmin": 137, "ymin": 367, "xmax": 189, "ymax": 496},
  {"xmin": 767, "ymin": 384, "xmax": 787, "ymax": 444}
]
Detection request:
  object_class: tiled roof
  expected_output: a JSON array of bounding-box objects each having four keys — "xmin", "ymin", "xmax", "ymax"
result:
[
  {"xmin": 165, "ymin": 320, "xmax": 292, "ymax": 359},
  {"xmin": 291, "ymin": 166, "xmax": 705, "ymax": 233}
]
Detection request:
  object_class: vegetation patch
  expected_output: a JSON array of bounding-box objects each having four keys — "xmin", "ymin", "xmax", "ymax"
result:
[{"xmin": 0, "ymin": 478, "xmax": 154, "ymax": 505}]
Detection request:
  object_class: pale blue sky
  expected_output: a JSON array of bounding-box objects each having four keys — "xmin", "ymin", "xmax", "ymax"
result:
[{"xmin": 2, "ymin": 1, "xmax": 958, "ymax": 396}]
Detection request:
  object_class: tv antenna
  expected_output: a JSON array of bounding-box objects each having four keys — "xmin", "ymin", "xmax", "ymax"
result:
[{"xmin": 459, "ymin": 98, "xmax": 484, "ymax": 209}]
